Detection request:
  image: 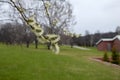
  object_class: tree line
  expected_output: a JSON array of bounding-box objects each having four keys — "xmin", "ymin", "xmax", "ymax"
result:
[
  {"xmin": 0, "ymin": 22, "xmax": 72, "ymax": 47},
  {"xmin": 0, "ymin": 22, "xmax": 119, "ymax": 48},
  {"xmin": 72, "ymin": 26, "xmax": 120, "ymax": 47},
  {"xmin": 0, "ymin": 22, "xmax": 36, "ymax": 46}
]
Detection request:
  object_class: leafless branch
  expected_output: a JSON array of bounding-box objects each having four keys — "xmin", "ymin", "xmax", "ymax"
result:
[
  {"xmin": 41, "ymin": 0, "xmax": 54, "ymax": 33},
  {"xmin": 0, "ymin": 0, "xmax": 14, "ymax": 7},
  {"xmin": 10, "ymin": 0, "xmax": 28, "ymax": 22}
]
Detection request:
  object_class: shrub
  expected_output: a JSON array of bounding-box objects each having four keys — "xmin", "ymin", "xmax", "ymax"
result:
[
  {"xmin": 111, "ymin": 47, "xmax": 120, "ymax": 65},
  {"xmin": 103, "ymin": 51, "xmax": 109, "ymax": 62}
]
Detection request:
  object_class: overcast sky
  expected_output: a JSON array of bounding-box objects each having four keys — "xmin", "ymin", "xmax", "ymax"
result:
[{"xmin": 68, "ymin": 0, "xmax": 120, "ymax": 35}]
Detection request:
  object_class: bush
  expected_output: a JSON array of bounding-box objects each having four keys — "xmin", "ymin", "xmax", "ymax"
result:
[
  {"xmin": 111, "ymin": 47, "xmax": 120, "ymax": 65},
  {"xmin": 103, "ymin": 51, "xmax": 109, "ymax": 62}
]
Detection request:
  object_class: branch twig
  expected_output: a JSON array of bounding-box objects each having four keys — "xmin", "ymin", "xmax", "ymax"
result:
[
  {"xmin": 0, "ymin": 0, "xmax": 14, "ymax": 7},
  {"xmin": 10, "ymin": 0, "xmax": 28, "ymax": 22},
  {"xmin": 41, "ymin": 0, "xmax": 54, "ymax": 34}
]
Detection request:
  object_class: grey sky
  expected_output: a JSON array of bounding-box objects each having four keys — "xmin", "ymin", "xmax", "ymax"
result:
[{"xmin": 68, "ymin": 0, "xmax": 120, "ymax": 35}]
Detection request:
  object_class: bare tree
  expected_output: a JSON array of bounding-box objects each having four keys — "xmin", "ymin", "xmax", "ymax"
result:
[
  {"xmin": 116, "ymin": 26, "xmax": 120, "ymax": 35},
  {"xmin": 0, "ymin": 0, "xmax": 75, "ymax": 44},
  {"xmin": 40, "ymin": 0, "xmax": 75, "ymax": 34},
  {"xmin": 0, "ymin": 0, "xmax": 75, "ymax": 54}
]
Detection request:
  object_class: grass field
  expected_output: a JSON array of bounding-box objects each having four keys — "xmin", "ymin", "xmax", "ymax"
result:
[{"xmin": 0, "ymin": 44, "xmax": 120, "ymax": 80}]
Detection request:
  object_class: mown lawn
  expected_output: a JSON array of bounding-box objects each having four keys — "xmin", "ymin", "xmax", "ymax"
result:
[{"xmin": 0, "ymin": 44, "xmax": 120, "ymax": 80}]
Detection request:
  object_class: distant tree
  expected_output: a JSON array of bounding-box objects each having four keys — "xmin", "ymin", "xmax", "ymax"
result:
[
  {"xmin": 90, "ymin": 35, "xmax": 94, "ymax": 47},
  {"xmin": 34, "ymin": 36, "xmax": 38, "ymax": 49},
  {"xmin": 93, "ymin": 30, "xmax": 102, "ymax": 45},
  {"xmin": 77, "ymin": 36, "xmax": 86, "ymax": 46},
  {"xmin": 0, "ymin": 23, "xmax": 35, "ymax": 45},
  {"xmin": 85, "ymin": 30, "xmax": 91, "ymax": 46},
  {"xmin": 116, "ymin": 26, "xmax": 120, "ymax": 35},
  {"xmin": 85, "ymin": 30, "xmax": 90, "ymax": 36}
]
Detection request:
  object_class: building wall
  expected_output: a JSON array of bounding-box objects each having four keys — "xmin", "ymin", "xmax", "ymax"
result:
[
  {"xmin": 113, "ymin": 39, "xmax": 120, "ymax": 52},
  {"xmin": 97, "ymin": 41, "xmax": 113, "ymax": 51}
]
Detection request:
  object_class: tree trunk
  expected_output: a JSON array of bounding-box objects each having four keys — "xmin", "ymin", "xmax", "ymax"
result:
[
  {"xmin": 35, "ymin": 39, "xmax": 38, "ymax": 49},
  {"xmin": 47, "ymin": 42, "xmax": 51, "ymax": 50},
  {"xmin": 26, "ymin": 41, "xmax": 29, "ymax": 48}
]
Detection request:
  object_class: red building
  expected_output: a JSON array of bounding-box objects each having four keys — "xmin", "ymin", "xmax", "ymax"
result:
[{"xmin": 96, "ymin": 35, "xmax": 120, "ymax": 52}]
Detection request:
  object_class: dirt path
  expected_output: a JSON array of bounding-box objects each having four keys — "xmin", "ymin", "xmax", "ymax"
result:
[{"xmin": 73, "ymin": 46, "xmax": 91, "ymax": 50}]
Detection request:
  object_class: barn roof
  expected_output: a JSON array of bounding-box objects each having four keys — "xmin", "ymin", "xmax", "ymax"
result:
[
  {"xmin": 113, "ymin": 35, "xmax": 120, "ymax": 40},
  {"xmin": 96, "ymin": 35, "xmax": 120, "ymax": 45}
]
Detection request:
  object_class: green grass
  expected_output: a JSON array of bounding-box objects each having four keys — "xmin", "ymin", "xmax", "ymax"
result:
[{"xmin": 0, "ymin": 44, "xmax": 120, "ymax": 80}]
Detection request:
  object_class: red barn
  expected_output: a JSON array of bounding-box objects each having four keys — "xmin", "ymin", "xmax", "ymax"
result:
[{"xmin": 96, "ymin": 35, "xmax": 120, "ymax": 52}]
